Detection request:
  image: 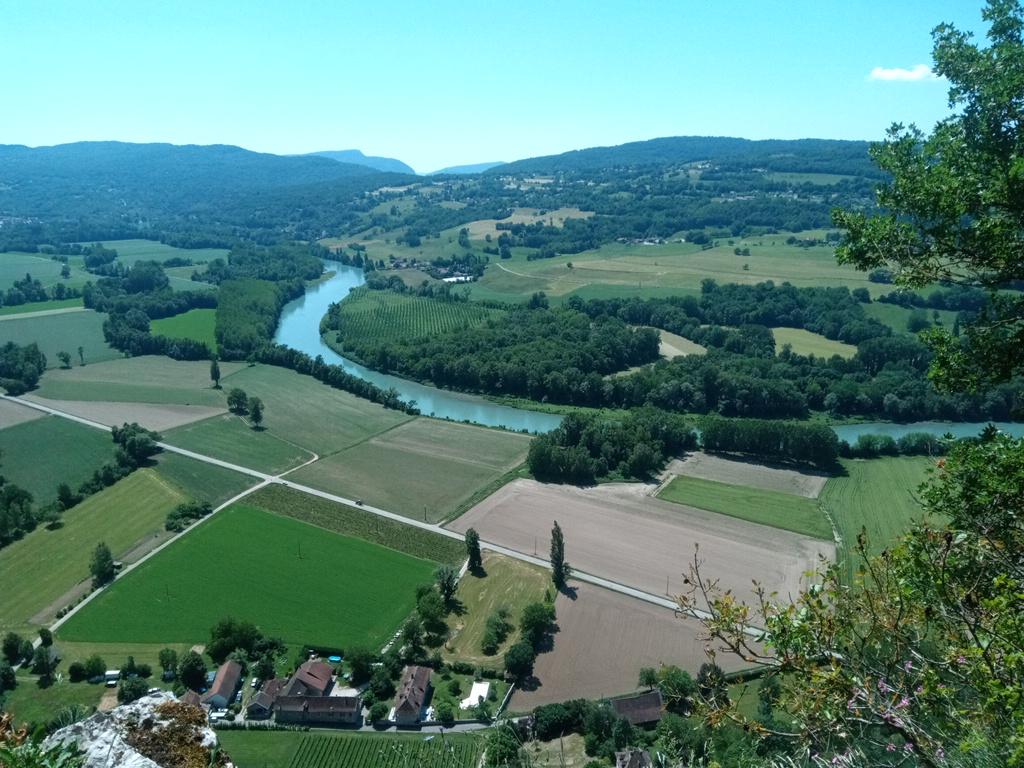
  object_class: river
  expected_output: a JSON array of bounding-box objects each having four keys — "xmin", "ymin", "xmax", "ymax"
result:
[
  {"xmin": 272, "ymin": 261, "xmax": 562, "ymax": 433},
  {"xmin": 274, "ymin": 262, "xmax": 1023, "ymax": 441}
]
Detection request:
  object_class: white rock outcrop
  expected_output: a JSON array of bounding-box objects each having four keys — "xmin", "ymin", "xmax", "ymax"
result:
[{"xmin": 45, "ymin": 690, "xmax": 228, "ymax": 768}]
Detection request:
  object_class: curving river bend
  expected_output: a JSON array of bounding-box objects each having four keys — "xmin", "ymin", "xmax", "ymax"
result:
[{"xmin": 274, "ymin": 262, "xmax": 1024, "ymax": 440}]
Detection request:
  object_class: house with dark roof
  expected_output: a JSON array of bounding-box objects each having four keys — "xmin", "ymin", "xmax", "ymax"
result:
[
  {"xmin": 394, "ymin": 665, "xmax": 432, "ymax": 725},
  {"xmin": 246, "ymin": 678, "xmax": 284, "ymax": 719},
  {"xmin": 275, "ymin": 694, "xmax": 362, "ymax": 725},
  {"xmin": 281, "ymin": 660, "xmax": 334, "ymax": 698},
  {"xmin": 610, "ymin": 690, "xmax": 663, "ymax": 726},
  {"xmin": 179, "ymin": 690, "xmax": 202, "ymax": 708},
  {"xmin": 615, "ymin": 749, "xmax": 652, "ymax": 768},
  {"xmin": 200, "ymin": 660, "xmax": 242, "ymax": 709}
]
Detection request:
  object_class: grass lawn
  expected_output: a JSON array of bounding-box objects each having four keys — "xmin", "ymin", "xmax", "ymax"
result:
[
  {"xmin": 862, "ymin": 302, "xmax": 959, "ymax": 335},
  {"xmin": 429, "ymin": 670, "xmax": 507, "ymax": 714},
  {"xmin": 55, "ymin": 641, "xmax": 193, "ymax": 677},
  {"xmin": 35, "ymin": 356, "xmax": 239, "ymax": 406},
  {"xmin": 0, "ymin": 469, "xmax": 184, "ymax": 635},
  {"xmin": 444, "ymin": 553, "xmax": 550, "ymax": 669},
  {"xmin": 246, "ymin": 485, "xmax": 466, "ymax": 565},
  {"xmin": 523, "ymin": 734, "xmax": 591, "ymax": 768},
  {"xmin": 58, "ymin": 504, "xmax": 438, "ymax": 649},
  {"xmin": 2, "ymin": 672, "xmax": 104, "ymax": 727},
  {"xmin": 151, "ymin": 308, "xmax": 217, "ymax": 349},
  {"xmin": 289, "ymin": 419, "xmax": 531, "ymax": 522},
  {"xmin": 94, "ymin": 239, "xmax": 227, "ymax": 266},
  {"xmin": 218, "ymin": 731, "xmax": 485, "ymax": 768},
  {"xmin": 0, "ymin": 416, "xmax": 117, "ymax": 506},
  {"xmin": 165, "ymin": 414, "xmax": 313, "ymax": 474},
  {"xmin": 218, "ymin": 364, "xmax": 413, "ymax": 455},
  {"xmin": 772, "ymin": 327, "xmax": 857, "ymax": 359},
  {"xmin": 153, "ymin": 452, "xmax": 258, "ymax": 506},
  {"xmin": 819, "ymin": 456, "xmax": 935, "ymax": 583},
  {"xmin": 658, "ymin": 475, "xmax": 833, "ymax": 540},
  {"xmin": 0, "ymin": 310, "xmax": 119, "ymax": 368},
  {"xmin": 0, "ymin": 298, "xmax": 83, "ymax": 316}
]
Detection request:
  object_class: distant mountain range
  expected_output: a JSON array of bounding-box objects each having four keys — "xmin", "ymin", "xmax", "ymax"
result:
[
  {"xmin": 308, "ymin": 149, "xmax": 415, "ymax": 175},
  {"xmin": 491, "ymin": 136, "xmax": 878, "ymax": 176},
  {"xmin": 429, "ymin": 161, "xmax": 506, "ymax": 176}
]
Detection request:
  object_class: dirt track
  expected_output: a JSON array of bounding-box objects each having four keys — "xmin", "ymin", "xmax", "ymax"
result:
[
  {"xmin": 449, "ymin": 479, "xmax": 834, "ymax": 607},
  {"xmin": 667, "ymin": 451, "xmax": 829, "ymax": 498},
  {"xmin": 511, "ymin": 582, "xmax": 752, "ymax": 708},
  {"xmin": 23, "ymin": 395, "xmax": 225, "ymax": 432}
]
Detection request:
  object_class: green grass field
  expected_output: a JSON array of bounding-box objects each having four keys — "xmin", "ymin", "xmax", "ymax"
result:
[
  {"xmin": 35, "ymin": 356, "xmax": 238, "ymax": 406},
  {"xmin": 58, "ymin": 504, "xmax": 438, "ymax": 648},
  {"xmin": 0, "ymin": 310, "xmax": 119, "ymax": 368},
  {"xmin": 153, "ymin": 452, "xmax": 258, "ymax": 506},
  {"xmin": 772, "ymin": 327, "xmax": 857, "ymax": 359},
  {"xmin": 0, "ymin": 469, "xmax": 184, "ymax": 635},
  {"xmin": 218, "ymin": 364, "xmax": 413, "ymax": 455},
  {"xmin": 93, "ymin": 239, "xmax": 227, "ymax": 266},
  {"xmin": 444, "ymin": 553, "xmax": 550, "ymax": 669},
  {"xmin": 330, "ymin": 287, "xmax": 502, "ymax": 345},
  {"xmin": 0, "ymin": 252, "xmax": 92, "ymax": 290},
  {"xmin": 459, "ymin": 231, "xmax": 882, "ymax": 304},
  {"xmin": 0, "ymin": 298, "xmax": 83, "ymax": 316},
  {"xmin": 289, "ymin": 419, "xmax": 532, "ymax": 522},
  {"xmin": 819, "ymin": 456, "xmax": 935, "ymax": 583},
  {"xmin": 246, "ymin": 485, "xmax": 466, "ymax": 565},
  {"xmin": 151, "ymin": 308, "xmax": 217, "ymax": 348},
  {"xmin": 658, "ymin": 474, "xmax": 833, "ymax": 540},
  {"xmin": 0, "ymin": 416, "xmax": 117, "ymax": 506},
  {"xmin": 862, "ymin": 302, "xmax": 960, "ymax": 335},
  {"xmin": 2, "ymin": 672, "xmax": 104, "ymax": 727},
  {"xmin": 165, "ymin": 414, "xmax": 314, "ymax": 474},
  {"xmin": 217, "ymin": 731, "xmax": 485, "ymax": 768}
]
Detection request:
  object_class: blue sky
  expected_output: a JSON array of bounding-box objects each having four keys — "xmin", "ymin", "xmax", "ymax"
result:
[{"xmin": 1, "ymin": 1, "xmax": 986, "ymax": 172}]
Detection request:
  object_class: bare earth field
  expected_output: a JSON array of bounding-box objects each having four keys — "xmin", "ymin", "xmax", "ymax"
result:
[
  {"xmin": 466, "ymin": 207, "xmax": 594, "ymax": 239},
  {"xmin": 22, "ymin": 395, "xmax": 225, "ymax": 431},
  {"xmin": 449, "ymin": 479, "xmax": 833, "ymax": 606},
  {"xmin": 666, "ymin": 452, "xmax": 830, "ymax": 498},
  {"xmin": 511, "ymin": 582, "xmax": 751, "ymax": 709},
  {"xmin": 0, "ymin": 399, "xmax": 44, "ymax": 429}
]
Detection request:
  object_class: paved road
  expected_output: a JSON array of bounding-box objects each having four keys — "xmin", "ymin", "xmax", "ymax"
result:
[
  {"xmin": 6, "ymin": 394, "xmax": 758, "ymax": 635},
  {"xmin": 0, "ymin": 306, "xmax": 86, "ymax": 321}
]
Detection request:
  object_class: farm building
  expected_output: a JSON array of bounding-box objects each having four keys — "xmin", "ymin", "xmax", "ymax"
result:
[
  {"xmin": 179, "ymin": 690, "xmax": 202, "ymax": 708},
  {"xmin": 200, "ymin": 660, "xmax": 242, "ymax": 709},
  {"xmin": 246, "ymin": 678, "xmax": 284, "ymax": 719},
  {"xmin": 281, "ymin": 660, "xmax": 334, "ymax": 697},
  {"xmin": 615, "ymin": 749, "xmax": 652, "ymax": 768},
  {"xmin": 276, "ymin": 694, "xmax": 362, "ymax": 725},
  {"xmin": 610, "ymin": 690, "xmax": 663, "ymax": 726},
  {"xmin": 394, "ymin": 665, "xmax": 432, "ymax": 725}
]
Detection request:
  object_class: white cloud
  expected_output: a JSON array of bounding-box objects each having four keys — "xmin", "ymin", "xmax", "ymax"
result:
[{"xmin": 868, "ymin": 64, "xmax": 939, "ymax": 82}]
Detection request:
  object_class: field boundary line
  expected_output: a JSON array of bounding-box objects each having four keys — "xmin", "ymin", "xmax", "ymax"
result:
[{"xmin": 0, "ymin": 306, "xmax": 87, "ymax": 322}]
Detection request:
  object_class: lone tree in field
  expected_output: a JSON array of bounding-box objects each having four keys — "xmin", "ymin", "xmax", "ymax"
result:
[
  {"xmin": 248, "ymin": 397, "xmax": 264, "ymax": 429},
  {"xmin": 56, "ymin": 351, "xmax": 71, "ymax": 369},
  {"xmin": 227, "ymin": 387, "xmax": 249, "ymax": 414},
  {"xmin": 465, "ymin": 527, "xmax": 482, "ymax": 573},
  {"xmin": 549, "ymin": 520, "xmax": 570, "ymax": 589},
  {"xmin": 90, "ymin": 542, "xmax": 115, "ymax": 588},
  {"xmin": 77, "ymin": 346, "xmax": 84, "ymax": 366},
  {"xmin": 209, "ymin": 357, "xmax": 221, "ymax": 389},
  {"xmin": 435, "ymin": 565, "xmax": 458, "ymax": 607}
]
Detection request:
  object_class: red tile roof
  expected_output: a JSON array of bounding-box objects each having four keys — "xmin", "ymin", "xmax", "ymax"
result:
[{"xmin": 200, "ymin": 660, "xmax": 242, "ymax": 705}]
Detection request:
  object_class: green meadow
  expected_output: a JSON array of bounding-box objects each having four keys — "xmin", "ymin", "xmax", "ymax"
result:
[{"xmin": 151, "ymin": 307, "xmax": 217, "ymax": 348}]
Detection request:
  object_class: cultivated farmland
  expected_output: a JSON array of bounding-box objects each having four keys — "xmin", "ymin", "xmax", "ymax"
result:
[
  {"xmin": 58, "ymin": 504, "xmax": 438, "ymax": 648},
  {"xmin": 34, "ymin": 356, "xmax": 241, "ymax": 406},
  {"xmin": 153, "ymin": 452, "xmax": 258, "ymax": 506},
  {"xmin": 658, "ymin": 475, "xmax": 832, "ymax": 540},
  {"xmin": 772, "ymin": 327, "xmax": 857, "ymax": 358},
  {"xmin": 329, "ymin": 287, "xmax": 502, "ymax": 346},
  {"xmin": 245, "ymin": 484, "xmax": 466, "ymax": 565},
  {"xmin": 449, "ymin": 479, "xmax": 834, "ymax": 606},
  {"xmin": 0, "ymin": 298, "xmax": 83, "ymax": 316},
  {"xmin": 0, "ymin": 469, "xmax": 184, "ymax": 634},
  {"xmin": 444, "ymin": 553, "xmax": 551, "ymax": 669},
  {"xmin": 819, "ymin": 456, "xmax": 935, "ymax": 582},
  {"xmin": 666, "ymin": 451, "xmax": 829, "ymax": 497},
  {"xmin": 289, "ymin": 418, "xmax": 531, "ymax": 522},
  {"xmin": 511, "ymin": 582, "xmax": 751, "ymax": 709},
  {"xmin": 150, "ymin": 307, "xmax": 217, "ymax": 349},
  {"xmin": 0, "ymin": 310, "xmax": 119, "ymax": 367},
  {"xmin": 93, "ymin": 239, "xmax": 227, "ymax": 266},
  {"xmin": 165, "ymin": 413, "xmax": 314, "ymax": 474},
  {"xmin": 0, "ymin": 398, "xmax": 44, "ymax": 429},
  {"xmin": 0, "ymin": 252, "xmax": 92, "ymax": 290},
  {"xmin": 217, "ymin": 731, "xmax": 485, "ymax": 768},
  {"xmin": 23, "ymin": 395, "xmax": 224, "ymax": 432},
  {"xmin": 0, "ymin": 415, "xmax": 116, "ymax": 506}
]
